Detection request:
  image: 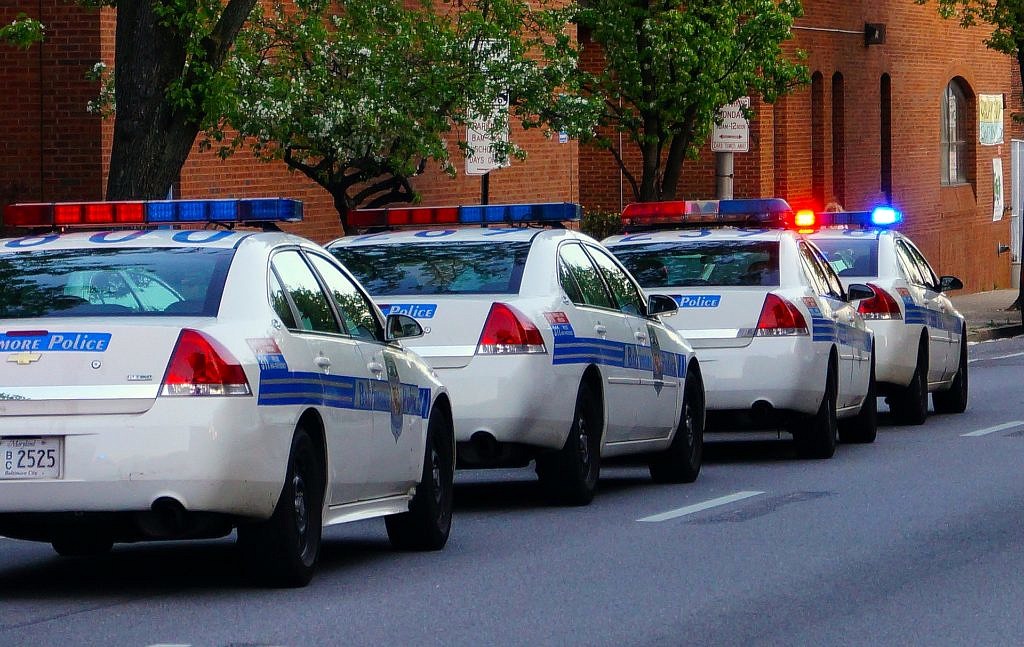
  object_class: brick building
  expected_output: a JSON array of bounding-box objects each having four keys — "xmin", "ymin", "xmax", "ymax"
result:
[{"xmin": 1, "ymin": 1, "xmax": 1020, "ymax": 291}]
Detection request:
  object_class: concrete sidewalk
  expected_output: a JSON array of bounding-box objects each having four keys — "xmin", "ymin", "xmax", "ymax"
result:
[{"xmin": 949, "ymin": 288, "xmax": 1023, "ymax": 342}]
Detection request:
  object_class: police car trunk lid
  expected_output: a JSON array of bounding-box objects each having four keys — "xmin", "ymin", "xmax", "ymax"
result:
[
  {"xmin": 0, "ymin": 322, "xmax": 186, "ymax": 415},
  {"xmin": 378, "ymin": 297, "xmax": 498, "ymax": 368},
  {"xmin": 652, "ymin": 287, "xmax": 769, "ymax": 349}
]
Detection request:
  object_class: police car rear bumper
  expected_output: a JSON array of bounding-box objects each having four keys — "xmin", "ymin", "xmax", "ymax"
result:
[
  {"xmin": 434, "ymin": 355, "xmax": 578, "ymax": 450},
  {"xmin": 0, "ymin": 398, "xmax": 290, "ymax": 519},
  {"xmin": 698, "ymin": 337, "xmax": 825, "ymax": 416},
  {"xmin": 870, "ymin": 320, "xmax": 920, "ymax": 387}
]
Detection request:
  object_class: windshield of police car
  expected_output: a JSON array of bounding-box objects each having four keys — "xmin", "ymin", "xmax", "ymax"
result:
[
  {"xmin": 0, "ymin": 247, "xmax": 233, "ymax": 318},
  {"xmin": 331, "ymin": 242, "xmax": 530, "ymax": 295},
  {"xmin": 608, "ymin": 241, "xmax": 781, "ymax": 287},
  {"xmin": 811, "ymin": 238, "xmax": 879, "ymax": 277}
]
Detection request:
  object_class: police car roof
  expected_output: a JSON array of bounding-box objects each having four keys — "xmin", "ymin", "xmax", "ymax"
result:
[
  {"xmin": 330, "ymin": 227, "xmax": 577, "ymax": 247},
  {"xmin": 604, "ymin": 228, "xmax": 792, "ymax": 245},
  {"xmin": 0, "ymin": 229, "xmax": 306, "ymax": 252},
  {"xmin": 806, "ymin": 228, "xmax": 885, "ymax": 241}
]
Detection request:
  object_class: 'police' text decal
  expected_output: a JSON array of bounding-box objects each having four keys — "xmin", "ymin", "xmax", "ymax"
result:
[
  {"xmin": 0, "ymin": 331, "xmax": 111, "ymax": 352},
  {"xmin": 672, "ymin": 295, "xmax": 721, "ymax": 308},
  {"xmin": 380, "ymin": 304, "xmax": 437, "ymax": 319}
]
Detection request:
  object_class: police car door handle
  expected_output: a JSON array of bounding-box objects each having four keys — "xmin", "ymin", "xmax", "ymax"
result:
[
  {"xmin": 635, "ymin": 331, "xmax": 648, "ymax": 343},
  {"xmin": 594, "ymin": 324, "xmax": 607, "ymax": 335},
  {"xmin": 314, "ymin": 356, "xmax": 332, "ymax": 370},
  {"xmin": 367, "ymin": 361, "xmax": 385, "ymax": 375}
]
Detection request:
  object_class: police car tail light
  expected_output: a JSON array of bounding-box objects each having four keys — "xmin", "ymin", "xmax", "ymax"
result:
[
  {"xmin": 754, "ymin": 294, "xmax": 808, "ymax": 337},
  {"xmin": 160, "ymin": 329, "xmax": 252, "ymax": 397},
  {"xmin": 476, "ymin": 303, "xmax": 547, "ymax": 355},
  {"xmin": 857, "ymin": 283, "xmax": 903, "ymax": 320}
]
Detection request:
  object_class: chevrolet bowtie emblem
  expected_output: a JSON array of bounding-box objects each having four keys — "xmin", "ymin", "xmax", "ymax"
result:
[{"xmin": 7, "ymin": 352, "xmax": 41, "ymax": 366}]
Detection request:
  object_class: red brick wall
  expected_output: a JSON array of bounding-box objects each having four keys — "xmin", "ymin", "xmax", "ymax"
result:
[
  {"xmin": 579, "ymin": 1, "xmax": 1021, "ymax": 292},
  {"xmin": 1, "ymin": 1, "xmax": 103, "ymax": 209}
]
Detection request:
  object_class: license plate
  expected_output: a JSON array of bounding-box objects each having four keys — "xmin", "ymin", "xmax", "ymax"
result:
[{"xmin": 1, "ymin": 437, "xmax": 62, "ymax": 480}]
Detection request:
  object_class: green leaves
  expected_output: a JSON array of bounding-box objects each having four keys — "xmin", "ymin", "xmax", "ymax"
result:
[
  {"xmin": 575, "ymin": 0, "xmax": 807, "ymax": 201},
  {"xmin": 916, "ymin": 0, "xmax": 1024, "ymax": 55},
  {"xmin": 0, "ymin": 13, "xmax": 44, "ymax": 49}
]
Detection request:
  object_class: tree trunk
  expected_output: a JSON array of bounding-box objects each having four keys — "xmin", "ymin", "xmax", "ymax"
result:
[{"xmin": 106, "ymin": 0, "xmax": 256, "ymax": 200}]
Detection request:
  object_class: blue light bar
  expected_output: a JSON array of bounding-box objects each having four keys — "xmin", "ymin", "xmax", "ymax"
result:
[
  {"xmin": 459, "ymin": 203, "xmax": 580, "ymax": 224},
  {"xmin": 815, "ymin": 208, "xmax": 902, "ymax": 229}
]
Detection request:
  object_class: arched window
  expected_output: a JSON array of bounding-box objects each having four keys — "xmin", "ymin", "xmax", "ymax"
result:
[
  {"xmin": 811, "ymin": 72, "xmax": 825, "ymax": 206},
  {"xmin": 831, "ymin": 72, "xmax": 845, "ymax": 205},
  {"xmin": 880, "ymin": 74, "xmax": 892, "ymax": 202},
  {"xmin": 941, "ymin": 79, "xmax": 969, "ymax": 185}
]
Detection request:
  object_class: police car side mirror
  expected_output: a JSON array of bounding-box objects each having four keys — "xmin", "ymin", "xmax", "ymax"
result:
[
  {"xmin": 938, "ymin": 275, "xmax": 963, "ymax": 292},
  {"xmin": 846, "ymin": 283, "xmax": 875, "ymax": 302},
  {"xmin": 647, "ymin": 294, "xmax": 678, "ymax": 317},
  {"xmin": 385, "ymin": 314, "xmax": 424, "ymax": 341}
]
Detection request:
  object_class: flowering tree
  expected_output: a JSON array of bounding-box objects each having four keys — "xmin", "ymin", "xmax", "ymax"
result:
[
  {"xmin": 0, "ymin": 14, "xmax": 44, "ymax": 48},
  {"xmin": 574, "ymin": 0, "xmax": 807, "ymax": 202},
  {"xmin": 221, "ymin": 0, "xmax": 598, "ymax": 228},
  {"xmin": 916, "ymin": 0, "xmax": 1024, "ymax": 311}
]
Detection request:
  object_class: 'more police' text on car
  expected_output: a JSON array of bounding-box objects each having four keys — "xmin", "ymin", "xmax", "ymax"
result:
[{"xmin": 329, "ymin": 203, "xmax": 705, "ymax": 505}]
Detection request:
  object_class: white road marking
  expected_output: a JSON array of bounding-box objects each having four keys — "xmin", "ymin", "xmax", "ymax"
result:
[
  {"xmin": 969, "ymin": 351, "xmax": 1024, "ymax": 363},
  {"xmin": 961, "ymin": 421, "xmax": 1024, "ymax": 437},
  {"xmin": 638, "ymin": 490, "xmax": 765, "ymax": 523}
]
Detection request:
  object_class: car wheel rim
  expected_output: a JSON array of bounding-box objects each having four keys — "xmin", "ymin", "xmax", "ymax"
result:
[
  {"xmin": 430, "ymin": 444, "xmax": 443, "ymax": 507},
  {"xmin": 293, "ymin": 471, "xmax": 308, "ymax": 541},
  {"xmin": 577, "ymin": 414, "xmax": 590, "ymax": 468}
]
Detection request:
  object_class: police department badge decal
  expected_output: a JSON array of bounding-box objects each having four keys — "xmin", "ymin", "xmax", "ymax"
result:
[{"xmin": 384, "ymin": 354, "xmax": 403, "ymax": 441}]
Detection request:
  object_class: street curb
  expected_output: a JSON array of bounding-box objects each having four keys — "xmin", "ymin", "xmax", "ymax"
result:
[{"xmin": 968, "ymin": 324, "xmax": 1024, "ymax": 343}]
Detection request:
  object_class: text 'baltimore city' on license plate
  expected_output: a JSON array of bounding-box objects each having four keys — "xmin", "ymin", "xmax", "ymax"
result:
[{"xmin": 1, "ymin": 437, "xmax": 62, "ymax": 480}]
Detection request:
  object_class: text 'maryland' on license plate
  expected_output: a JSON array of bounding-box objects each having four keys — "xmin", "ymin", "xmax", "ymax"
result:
[{"xmin": 1, "ymin": 437, "xmax": 62, "ymax": 480}]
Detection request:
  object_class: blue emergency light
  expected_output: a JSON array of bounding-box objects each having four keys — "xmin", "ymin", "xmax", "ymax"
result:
[
  {"xmin": 812, "ymin": 207, "xmax": 903, "ymax": 229},
  {"xmin": 3, "ymin": 198, "xmax": 303, "ymax": 228},
  {"xmin": 349, "ymin": 202, "xmax": 580, "ymax": 229}
]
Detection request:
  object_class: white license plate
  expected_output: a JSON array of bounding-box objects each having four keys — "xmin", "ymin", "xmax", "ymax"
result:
[{"xmin": 1, "ymin": 437, "xmax": 62, "ymax": 480}]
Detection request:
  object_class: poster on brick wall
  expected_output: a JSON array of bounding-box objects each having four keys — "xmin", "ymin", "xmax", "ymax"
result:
[
  {"xmin": 979, "ymin": 94, "xmax": 1004, "ymax": 146},
  {"xmin": 993, "ymin": 158, "xmax": 1005, "ymax": 221}
]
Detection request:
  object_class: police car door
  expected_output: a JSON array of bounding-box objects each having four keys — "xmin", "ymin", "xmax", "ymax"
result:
[
  {"xmin": 269, "ymin": 250, "xmax": 378, "ymax": 504},
  {"xmin": 556, "ymin": 242, "xmax": 635, "ymax": 443},
  {"xmin": 900, "ymin": 238, "xmax": 957, "ymax": 380},
  {"xmin": 585, "ymin": 244, "xmax": 677, "ymax": 441},
  {"xmin": 894, "ymin": 239, "xmax": 949, "ymax": 384},
  {"xmin": 797, "ymin": 242, "xmax": 858, "ymax": 408},
  {"xmin": 305, "ymin": 252, "xmax": 421, "ymax": 499}
]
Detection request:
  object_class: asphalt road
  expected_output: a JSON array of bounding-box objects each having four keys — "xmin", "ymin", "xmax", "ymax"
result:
[{"xmin": 2, "ymin": 336, "xmax": 1024, "ymax": 647}]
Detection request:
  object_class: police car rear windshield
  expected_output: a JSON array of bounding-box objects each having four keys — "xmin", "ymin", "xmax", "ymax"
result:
[
  {"xmin": 609, "ymin": 241, "xmax": 781, "ymax": 288},
  {"xmin": 0, "ymin": 247, "xmax": 233, "ymax": 318},
  {"xmin": 331, "ymin": 242, "xmax": 530, "ymax": 295},
  {"xmin": 811, "ymin": 239, "xmax": 879, "ymax": 277}
]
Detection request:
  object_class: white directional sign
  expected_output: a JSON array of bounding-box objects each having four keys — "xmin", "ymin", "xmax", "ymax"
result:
[{"xmin": 711, "ymin": 97, "xmax": 750, "ymax": 153}]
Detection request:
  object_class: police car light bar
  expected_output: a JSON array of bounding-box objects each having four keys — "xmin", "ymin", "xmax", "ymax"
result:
[
  {"xmin": 809, "ymin": 207, "xmax": 903, "ymax": 230},
  {"xmin": 348, "ymin": 203, "xmax": 581, "ymax": 229},
  {"xmin": 3, "ymin": 198, "xmax": 304, "ymax": 228},
  {"xmin": 621, "ymin": 198, "xmax": 793, "ymax": 228}
]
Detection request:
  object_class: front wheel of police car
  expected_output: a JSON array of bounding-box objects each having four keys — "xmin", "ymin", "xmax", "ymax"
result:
[
  {"xmin": 385, "ymin": 406, "xmax": 455, "ymax": 551},
  {"xmin": 791, "ymin": 360, "xmax": 839, "ymax": 459},
  {"xmin": 237, "ymin": 426, "xmax": 324, "ymax": 588},
  {"xmin": 933, "ymin": 329, "xmax": 969, "ymax": 415},
  {"xmin": 536, "ymin": 381, "xmax": 602, "ymax": 506},
  {"xmin": 649, "ymin": 364, "xmax": 705, "ymax": 484}
]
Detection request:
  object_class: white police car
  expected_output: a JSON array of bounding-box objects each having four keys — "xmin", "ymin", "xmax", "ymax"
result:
[
  {"xmin": 0, "ymin": 198, "xmax": 454, "ymax": 587},
  {"xmin": 604, "ymin": 199, "xmax": 876, "ymax": 459},
  {"xmin": 806, "ymin": 208, "xmax": 967, "ymax": 424},
  {"xmin": 328, "ymin": 203, "xmax": 704, "ymax": 505}
]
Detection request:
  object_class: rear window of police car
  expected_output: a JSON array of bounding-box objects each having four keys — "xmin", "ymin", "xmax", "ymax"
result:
[
  {"xmin": 609, "ymin": 241, "xmax": 781, "ymax": 287},
  {"xmin": 332, "ymin": 242, "xmax": 530, "ymax": 295},
  {"xmin": 0, "ymin": 247, "xmax": 233, "ymax": 318},
  {"xmin": 811, "ymin": 239, "xmax": 879, "ymax": 277}
]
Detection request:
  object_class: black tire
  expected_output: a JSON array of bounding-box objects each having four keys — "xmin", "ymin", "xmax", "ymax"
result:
[
  {"xmin": 51, "ymin": 534, "xmax": 113, "ymax": 557},
  {"xmin": 839, "ymin": 356, "xmax": 877, "ymax": 444},
  {"xmin": 536, "ymin": 381, "xmax": 602, "ymax": 506},
  {"xmin": 933, "ymin": 330, "xmax": 969, "ymax": 414},
  {"xmin": 792, "ymin": 362, "xmax": 838, "ymax": 459},
  {"xmin": 649, "ymin": 367, "xmax": 704, "ymax": 483},
  {"xmin": 237, "ymin": 426, "xmax": 323, "ymax": 588},
  {"xmin": 386, "ymin": 408, "xmax": 455, "ymax": 551},
  {"xmin": 889, "ymin": 341, "xmax": 929, "ymax": 425}
]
